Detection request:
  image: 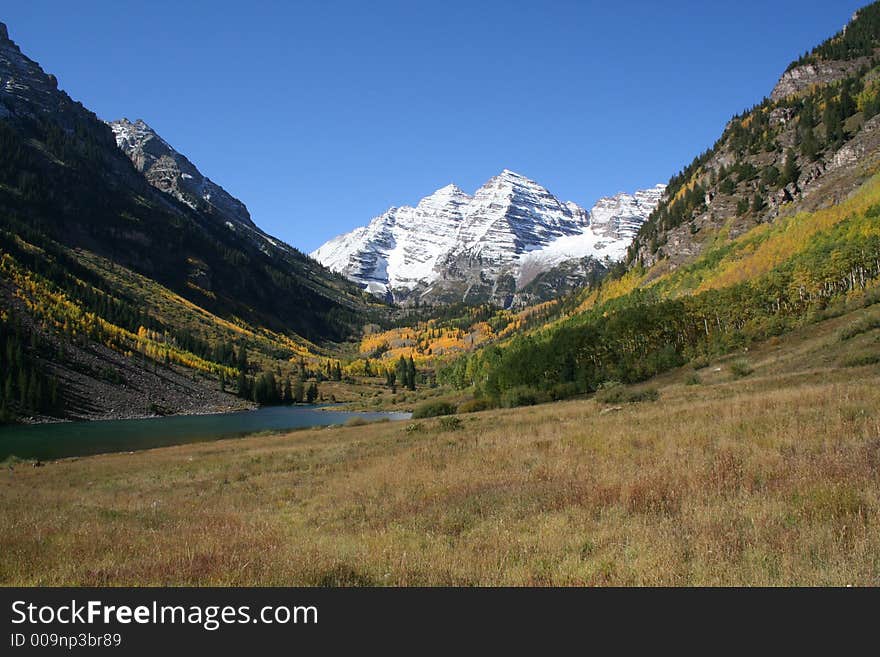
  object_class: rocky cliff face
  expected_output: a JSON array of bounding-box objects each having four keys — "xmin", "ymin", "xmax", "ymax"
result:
[
  {"xmin": 0, "ymin": 23, "xmax": 255, "ymax": 238},
  {"xmin": 0, "ymin": 23, "xmax": 94, "ymax": 128},
  {"xmin": 0, "ymin": 27, "xmax": 292, "ymax": 267},
  {"xmin": 313, "ymin": 170, "xmax": 663, "ymax": 306},
  {"xmin": 770, "ymin": 58, "xmax": 869, "ymax": 102},
  {"xmin": 110, "ymin": 118, "xmax": 256, "ymax": 230},
  {"xmin": 0, "ymin": 23, "xmax": 63, "ymax": 119},
  {"xmin": 629, "ymin": 6, "xmax": 880, "ymax": 274}
]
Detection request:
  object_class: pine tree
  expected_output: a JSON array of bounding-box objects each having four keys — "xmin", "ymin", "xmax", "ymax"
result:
[
  {"xmin": 395, "ymin": 356, "xmax": 408, "ymax": 389},
  {"xmin": 864, "ymin": 89, "xmax": 880, "ymax": 119},
  {"xmin": 252, "ymin": 371, "xmax": 278, "ymax": 405},
  {"xmin": 799, "ymin": 101, "xmax": 820, "ymax": 160},
  {"xmin": 751, "ymin": 193, "xmax": 766, "ymax": 213},
  {"xmin": 48, "ymin": 377, "xmax": 59, "ymax": 413},
  {"xmin": 283, "ymin": 378, "xmax": 293, "ymax": 404},
  {"xmin": 840, "ymin": 80, "xmax": 857, "ymax": 118},
  {"xmin": 306, "ymin": 382, "xmax": 318, "ymax": 403},
  {"xmin": 823, "ymin": 93, "xmax": 843, "ymax": 146},
  {"xmin": 407, "ymin": 356, "xmax": 416, "ymax": 391},
  {"xmin": 292, "ymin": 379, "xmax": 304, "ymax": 403},
  {"xmin": 236, "ymin": 371, "xmax": 250, "ymax": 398},
  {"xmin": 19, "ymin": 369, "xmax": 28, "ymax": 406},
  {"xmin": 237, "ymin": 344, "xmax": 248, "ymax": 372},
  {"xmin": 781, "ymin": 149, "xmax": 800, "ymax": 187},
  {"xmin": 264, "ymin": 372, "xmax": 279, "ymax": 404},
  {"xmin": 761, "ymin": 165, "xmax": 780, "ymax": 187},
  {"xmin": 28, "ymin": 373, "xmax": 40, "ymax": 411}
]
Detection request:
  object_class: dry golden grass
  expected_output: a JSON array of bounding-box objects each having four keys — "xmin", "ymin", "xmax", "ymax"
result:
[{"xmin": 1, "ymin": 311, "xmax": 879, "ymax": 586}]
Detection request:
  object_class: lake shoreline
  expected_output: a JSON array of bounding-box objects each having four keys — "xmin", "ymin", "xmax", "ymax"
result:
[
  {"xmin": 0, "ymin": 405, "xmax": 412, "ymax": 462},
  {"xmin": 8, "ymin": 400, "xmax": 367, "ymax": 427}
]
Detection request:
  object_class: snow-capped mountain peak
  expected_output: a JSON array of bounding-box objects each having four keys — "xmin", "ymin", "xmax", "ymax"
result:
[
  {"xmin": 312, "ymin": 171, "xmax": 664, "ymax": 306},
  {"xmin": 589, "ymin": 183, "xmax": 665, "ymax": 241}
]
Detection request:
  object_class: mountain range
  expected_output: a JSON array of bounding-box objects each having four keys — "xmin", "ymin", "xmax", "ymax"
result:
[
  {"xmin": 312, "ymin": 171, "xmax": 664, "ymax": 306},
  {"xmin": 3, "ymin": 1, "xmax": 880, "ymax": 425}
]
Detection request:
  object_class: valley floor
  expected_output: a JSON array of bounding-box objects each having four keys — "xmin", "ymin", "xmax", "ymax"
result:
[{"xmin": 1, "ymin": 308, "xmax": 879, "ymax": 585}]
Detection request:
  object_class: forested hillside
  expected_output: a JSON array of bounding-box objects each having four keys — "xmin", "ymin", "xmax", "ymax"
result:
[
  {"xmin": 629, "ymin": 2, "xmax": 880, "ymax": 270},
  {"xmin": 0, "ymin": 22, "xmax": 383, "ymax": 422},
  {"xmin": 439, "ymin": 3, "xmax": 880, "ymax": 405}
]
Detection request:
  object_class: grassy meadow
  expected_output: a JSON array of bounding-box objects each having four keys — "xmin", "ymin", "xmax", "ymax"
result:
[{"xmin": 1, "ymin": 304, "xmax": 879, "ymax": 586}]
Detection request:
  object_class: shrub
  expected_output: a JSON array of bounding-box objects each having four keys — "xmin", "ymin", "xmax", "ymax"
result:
[
  {"xmin": 595, "ymin": 385, "xmax": 659, "ymax": 404},
  {"xmin": 838, "ymin": 313, "xmax": 880, "ymax": 341},
  {"xmin": 344, "ymin": 416, "xmax": 368, "ymax": 427},
  {"xmin": 594, "ymin": 383, "xmax": 624, "ymax": 403},
  {"xmin": 412, "ymin": 401, "xmax": 456, "ymax": 419},
  {"xmin": 404, "ymin": 422, "xmax": 423, "ymax": 434},
  {"xmin": 149, "ymin": 402, "xmax": 168, "ymax": 416},
  {"xmin": 500, "ymin": 386, "xmax": 551, "ymax": 408},
  {"xmin": 729, "ymin": 359, "xmax": 753, "ymax": 378},
  {"xmin": 438, "ymin": 416, "xmax": 463, "ymax": 431},
  {"xmin": 841, "ymin": 351, "xmax": 880, "ymax": 367},
  {"xmin": 0, "ymin": 455, "xmax": 26, "ymax": 469},
  {"xmin": 313, "ymin": 563, "xmax": 375, "ymax": 587},
  {"xmin": 549, "ymin": 382, "xmax": 580, "ymax": 401},
  {"xmin": 684, "ymin": 372, "xmax": 702, "ymax": 386},
  {"xmin": 863, "ymin": 286, "xmax": 880, "ymax": 307},
  {"xmin": 458, "ymin": 398, "xmax": 496, "ymax": 414},
  {"xmin": 821, "ymin": 299, "xmax": 848, "ymax": 320},
  {"xmin": 631, "ymin": 387, "xmax": 660, "ymax": 403}
]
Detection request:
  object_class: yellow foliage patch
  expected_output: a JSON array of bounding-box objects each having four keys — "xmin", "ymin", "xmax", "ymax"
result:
[{"xmin": 695, "ymin": 173, "xmax": 880, "ymax": 293}]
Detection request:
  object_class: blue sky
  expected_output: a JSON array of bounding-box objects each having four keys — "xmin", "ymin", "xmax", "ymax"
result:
[{"xmin": 1, "ymin": 1, "xmax": 867, "ymax": 252}]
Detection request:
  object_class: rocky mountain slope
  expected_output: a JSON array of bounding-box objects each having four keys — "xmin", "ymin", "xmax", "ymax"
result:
[
  {"xmin": 313, "ymin": 170, "xmax": 663, "ymax": 307},
  {"xmin": 110, "ymin": 118, "xmax": 255, "ymax": 229},
  {"xmin": 628, "ymin": 3, "xmax": 880, "ymax": 276},
  {"xmin": 0, "ymin": 20, "xmax": 373, "ymax": 332},
  {"xmin": 0, "ymin": 21, "xmax": 377, "ymax": 422},
  {"xmin": 108, "ymin": 117, "xmax": 319, "ymax": 271}
]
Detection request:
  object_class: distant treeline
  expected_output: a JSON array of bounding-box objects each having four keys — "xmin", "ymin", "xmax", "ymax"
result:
[{"xmin": 787, "ymin": 2, "xmax": 880, "ymax": 70}]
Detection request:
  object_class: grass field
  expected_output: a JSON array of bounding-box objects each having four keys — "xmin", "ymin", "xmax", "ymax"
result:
[{"xmin": 1, "ymin": 306, "xmax": 879, "ymax": 586}]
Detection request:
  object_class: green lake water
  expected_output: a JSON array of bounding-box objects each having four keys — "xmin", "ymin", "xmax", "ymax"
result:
[{"xmin": 0, "ymin": 406, "xmax": 411, "ymax": 461}]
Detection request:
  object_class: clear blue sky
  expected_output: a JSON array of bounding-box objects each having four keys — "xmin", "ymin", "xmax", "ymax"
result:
[{"xmin": 1, "ymin": 1, "xmax": 867, "ymax": 252}]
